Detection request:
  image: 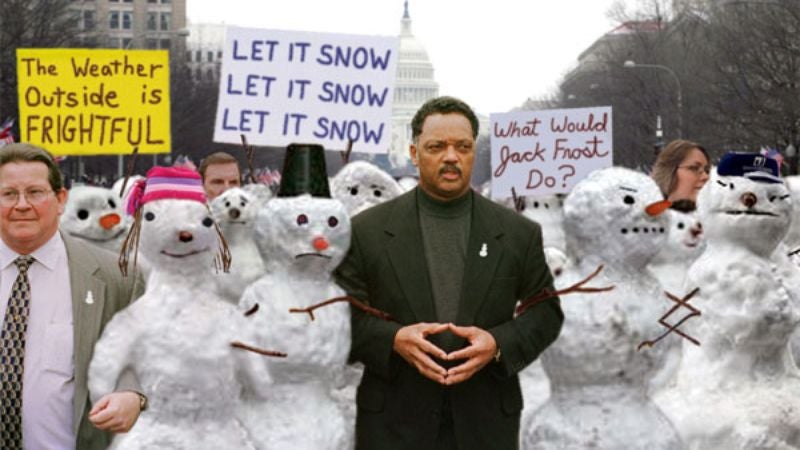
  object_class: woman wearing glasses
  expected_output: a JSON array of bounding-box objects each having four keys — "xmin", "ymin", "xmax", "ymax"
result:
[{"xmin": 651, "ymin": 139, "xmax": 711, "ymax": 209}]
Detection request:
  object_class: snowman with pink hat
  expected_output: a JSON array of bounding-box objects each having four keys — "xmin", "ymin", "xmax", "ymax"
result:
[{"xmin": 88, "ymin": 166, "xmax": 271, "ymax": 450}]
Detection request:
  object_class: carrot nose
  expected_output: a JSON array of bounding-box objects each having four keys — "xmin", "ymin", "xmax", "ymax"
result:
[
  {"xmin": 99, "ymin": 213, "xmax": 121, "ymax": 230},
  {"xmin": 313, "ymin": 236, "xmax": 329, "ymax": 251},
  {"xmin": 645, "ymin": 200, "xmax": 672, "ymax": 216}
]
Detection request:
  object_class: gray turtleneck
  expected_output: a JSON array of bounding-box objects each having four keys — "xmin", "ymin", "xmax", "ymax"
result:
[{"xmin": 417, "ymin": 188, "xmax": 473, "ymax": 327}]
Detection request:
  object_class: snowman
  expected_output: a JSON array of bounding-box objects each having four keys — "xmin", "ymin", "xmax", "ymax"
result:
[
  {"xmin": 330, "ymin": 160, "xmax": 403, "ymax": 217},
  {"xmin": 522, "ymin": 167, "xmax": 682, "ymax": 450},
  {"xmin": 656, "ymin": 153, "xmax": 800, "ymax": 450},
  {"xmin": 88, "ymin": 167, "xmax": 270, "ymax": 450},
  {"xmin": 521, "ymin": 194, "xmax": 567, "ymax": 252},
  {"xmin": 112, "ymin": 174, "xmax": 145, "ymax": 202},
  {"xmin": 648, "ymin": 208, "xmax": 705, "ymax": 295},
  {"xmin": 397, "ymin": 175, "xmax": 418, "ymax": 193},
  {"xmin": 781, "ymin": 175, "xmax": 800, "ymax": 265},
  {"xmin": 210, "ymin": 187, "xmax": 266, "ymax": 303},
  {"xmin": 238, "ymin": 144, "xmax": 354, "ymax": 450},
  {"xmin": 520, "ymin": 246, "xmax": 568, "ymax": 429},
  {"xmin": 60, "ymin": 185, "xmax": 128, "ymax": 253}
]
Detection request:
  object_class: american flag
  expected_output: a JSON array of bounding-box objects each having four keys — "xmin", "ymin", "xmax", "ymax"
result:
[
  {"xmin": 761, "ymin": 147, "xmax": 785, "ymax": 167},
  {"xmin": 0, "ymin": 118, "xmax": 15, "ymax": 147}
]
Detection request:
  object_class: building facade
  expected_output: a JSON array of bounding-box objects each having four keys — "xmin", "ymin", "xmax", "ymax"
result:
[{"xmin": 69, "ymin": 0, "xmax": 187, "ymax": 50}]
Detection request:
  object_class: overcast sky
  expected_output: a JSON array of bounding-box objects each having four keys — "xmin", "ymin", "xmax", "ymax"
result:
[{"xmin": 188, "ymin": 0, "xmax": 621, "ymax": 115}]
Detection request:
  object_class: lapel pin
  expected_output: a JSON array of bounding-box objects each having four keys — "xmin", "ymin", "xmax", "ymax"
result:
[
  {"xmin": 85, "ymin": 291, "xmax": 94, "ymax": 305},
  {"xmin": 479, "ymin": 243, "xmax": 488, "ymax": 258}
]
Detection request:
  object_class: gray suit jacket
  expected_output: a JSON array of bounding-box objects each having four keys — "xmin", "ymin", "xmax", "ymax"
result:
[
  {"xmin": 61, "ymin": 234, "xmax": 143, "ymax": 450},
  {"xmin": 335, "ymin": 189, "xmax": 564, "ymax": 450}
]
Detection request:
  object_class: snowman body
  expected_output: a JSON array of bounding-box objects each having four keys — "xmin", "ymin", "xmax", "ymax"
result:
[
  {"xmin": 61, "ymin": 185, "xmax": 128, "ymax": 253},
  {"xmin": 648, "ymin": 209, "xmax": 705, "ymax": 295},
  {"xmin": 239, "ymin": 194, "xmax": 353, "ymax": 450},
  {"xmin": 210, "ymin": 187, "xmax": 266, "ymax": 303},
  {"xmin": 656, "ymin": 172, "xmax": 800, "ymax": 450},
  {"xmin": 522, "ymin": 167, "xmax": 682, "ymax": 450},
  {"xmin": 88, "ymin": 198, "xmax": 268, "ymax": 450}
]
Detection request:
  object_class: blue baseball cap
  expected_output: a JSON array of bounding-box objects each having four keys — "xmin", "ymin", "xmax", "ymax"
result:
[{"xmin": 717, "ymin": 152, "xmax": 782, "ymax": 184}]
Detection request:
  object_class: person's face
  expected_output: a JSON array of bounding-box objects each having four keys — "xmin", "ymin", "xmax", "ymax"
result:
[
  {"xmin": 410, "ymin": 113, "xmax": 475, "ymax": 201},
  {"xmin": 203, "ymin": 162, "xmax": 241, "ymax": 200},
  {"xmin": 0, "ymin": 161, "xmax": 67, "ymax": 254},
  {"xmin": 670, "ymin": 148, "xmax": 710, "ymax": 202}
]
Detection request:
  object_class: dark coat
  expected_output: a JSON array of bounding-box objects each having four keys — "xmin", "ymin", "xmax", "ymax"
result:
[{"xmin": 335, "ymin": 189, "xmax": 564, "ymax": 450}]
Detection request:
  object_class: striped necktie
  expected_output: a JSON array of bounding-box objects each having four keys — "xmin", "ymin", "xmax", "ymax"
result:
[{"xmin": 0, "ymin": 255, "xmax": 34, "ymax": 449}]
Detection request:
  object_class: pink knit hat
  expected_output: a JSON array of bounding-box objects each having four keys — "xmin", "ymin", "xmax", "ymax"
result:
[{"xmin": 126, "ymin": 166, "xmax": 207, "ymax": 214}]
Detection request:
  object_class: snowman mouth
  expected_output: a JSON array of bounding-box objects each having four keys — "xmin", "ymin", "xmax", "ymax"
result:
[
  {"xmin": 295, "ymin": 252, "xmax": 332, "ymax": 259},
  {"xmin": 724, "ymin": 210, "xmax": 778, "ymax": 217},
  {"xmin": 161, "ymin": 248, "xmax": 209, "ymax": 258}
]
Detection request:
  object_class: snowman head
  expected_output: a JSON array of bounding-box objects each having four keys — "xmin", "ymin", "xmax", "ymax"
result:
[
  {"xmin": 697, "ymin": 154, "xmax": 792, "ymax": 256},
  {"xmin": 330, "ymin": 161, "xmax": 403, "ymax": 217},
  {"xmin": 120, "ymin": 166, "xmax": 229, "ymax": 276},
  {"xmin": 61, "ymin": 185, "xmax": 126, "ymax": 243},
  {"xmin": 563, "ymin": 167, "xmax": 670, "ymax": 268},
  {"xmin": 521, "ymin": 194, "xmax": 566, "ymax": 249},
  {"xmin": 255, "ymin": 194, "xmax": 350, "ymax": 276},
  {"xmin": 651, "ymin": 209, "xmax": 705, "ymax": 265},
  {"xmin": 210, "ymin": 187, "xmax": 259, "ymax": 236},
  {"xmin": 783, "ymin": 175, "xmax": 800, "ymax": 248}
]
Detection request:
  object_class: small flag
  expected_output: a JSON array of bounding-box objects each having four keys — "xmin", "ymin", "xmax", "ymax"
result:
[
  {"xmin": 761, "ymin": 147, "xmax": 785, "ymax": 167},
  {"xmin": 0, "ymin": 118, "xmax": 15, "ymax": 147}
]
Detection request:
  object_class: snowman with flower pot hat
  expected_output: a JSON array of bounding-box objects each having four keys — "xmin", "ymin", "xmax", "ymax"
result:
[
  {"xmin": 656, "ymin": 153, "xmax": 800, "ymax": 449},
  {"xmin": 522, "ymin": 166, "xmax": 683, "ymax": 450},
  {"xmin": 239, "ymin": 144, "xmax": 355, "ymax": 450},
  {"xmin": 88, "ymin": 166, "xmax": 273, "ymax": 450}
]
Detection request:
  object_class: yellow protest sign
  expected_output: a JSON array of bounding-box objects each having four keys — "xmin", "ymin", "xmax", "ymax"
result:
[{"xmin": 17, "ymin": 48, "xmax": 170, "ymax": 156}]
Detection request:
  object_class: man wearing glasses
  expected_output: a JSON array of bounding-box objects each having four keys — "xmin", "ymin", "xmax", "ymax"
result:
[{"xmin": 0, "ymin": 143, "xmax": 143, "ymax": 450}]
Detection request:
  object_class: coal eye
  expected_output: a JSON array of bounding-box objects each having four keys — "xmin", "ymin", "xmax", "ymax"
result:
[
  {"xmin": 240, "ymin": 200, "xmax": 247, "ymax": 207},
  {"xmin": 77, "ymin": 209, "xmax": 89, "ymax": 220},
  {"xmin": 677, "ymin": 222, "xmax": 685, "ymax": 229},
  {"xmin": 533, "ymin": 201, "xmax": 540, "ymax": 208},
  {"xmin": 225, "ymin": 201, "xmax": 231, "ymax": 207},
  {"xmin": 202, "ymin": 217, "xmax": 214, "ymax": 227},
  {"xmin": 350, "ymin": 187, "xmax": 358, "ymax": 196},
  {"xmin": 373, "ymin": 190, "xmax": 382, "ymax": 197},
  {"xmin": 144, "ymin": 211, "xmax": 155, "ymax": 221},
  {"xmin": 328, "ymin": 216, "xmax": 339, "ymax": 227},
  {"xmin": 296, "ymin": 214, "xmax": 308, "ymax": 226},
  {"xmin": 108, "ymin": 199, "xmax": 116, "ymax": 209},
  {"xmin": 623, "ymin": 195, "xmax": 635, "ymax": 205}
]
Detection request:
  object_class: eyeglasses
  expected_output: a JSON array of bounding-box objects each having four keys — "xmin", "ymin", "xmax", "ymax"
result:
[
  {"xmin": 678, "ymin": 164, "xmax": 711, "ymax": 175},
  {"xmin": 0, "ymin": 187, "xmax": 55, "ymax": 207}
]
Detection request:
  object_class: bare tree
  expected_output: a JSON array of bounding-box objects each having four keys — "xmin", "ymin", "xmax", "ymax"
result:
[{"xmin": 0, "ymin": 0, "xmax": 84, "ymax": 136}]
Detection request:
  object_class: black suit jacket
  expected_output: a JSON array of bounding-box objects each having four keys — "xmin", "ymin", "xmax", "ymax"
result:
[{"xmin": 335, "ymin": 189, "xmax": 564, "ymax": 450}]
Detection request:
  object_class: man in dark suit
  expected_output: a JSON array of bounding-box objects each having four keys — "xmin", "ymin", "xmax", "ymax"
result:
[
  {"xmin": 0, "ymin": 143, "xmax": 143, "ymax": 450},
  {"xmin": 335, "ymin": 96, "xmax": 564, "ymax": 450}
]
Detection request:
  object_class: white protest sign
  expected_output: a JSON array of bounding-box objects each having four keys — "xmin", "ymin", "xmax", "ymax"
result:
[
  {"xmin": 490, "ymin": 107, "xmax": 613, "ymax": 199},
  {"xmin": 214, "ymin": 26, "xmax": 398, "ymax": 153}
]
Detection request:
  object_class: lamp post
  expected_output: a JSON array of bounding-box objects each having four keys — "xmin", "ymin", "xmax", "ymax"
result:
[
  {"xmin": 623, "ymin": 60, "xmax": 683, "ymax": 139},
  {"xmin": 118, "ymin": 28, "xmax": 190, "ymax": 176}
]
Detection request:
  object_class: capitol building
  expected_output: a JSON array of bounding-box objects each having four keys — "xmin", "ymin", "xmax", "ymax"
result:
[{"xmin": 388, "ymin": 1, "xmax": 439, "ymax": 171}]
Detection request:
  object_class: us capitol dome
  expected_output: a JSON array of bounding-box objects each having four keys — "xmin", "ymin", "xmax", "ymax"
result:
[{"xmin": 388, "ymin": 1, "xmax": 439, "ymax": 170}]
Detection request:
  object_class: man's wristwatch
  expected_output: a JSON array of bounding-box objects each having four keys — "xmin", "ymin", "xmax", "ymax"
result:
[{"xmin": 135, "ymin": 392, "xmax": 148, "ymax": 411}]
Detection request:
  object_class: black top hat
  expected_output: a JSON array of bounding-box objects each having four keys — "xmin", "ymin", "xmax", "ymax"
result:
[{"xmin": 277, "ymin": 143, "xmax": 331, "ymax": 198}]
